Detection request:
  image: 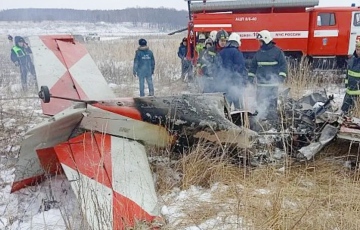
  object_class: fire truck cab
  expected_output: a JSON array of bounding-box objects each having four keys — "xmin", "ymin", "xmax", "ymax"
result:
[{"xmin": 186, "ymin": 0, "xmax": 360, "ymax": 68}]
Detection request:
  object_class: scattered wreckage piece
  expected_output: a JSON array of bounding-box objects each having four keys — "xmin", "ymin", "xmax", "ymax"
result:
[
  {"xmin": 298, "ymin": 124, "xmax": 338, "ymax": 160},
  {"xmin": 276, "ymin": 90, "xmax": 360, "ymax": 161},
  {"xmin": 11, "ymin": 35, "xmax": 257, "ymax": 230},
  {"xmin": 337, "ymin": 116, "xmax": 360, "ymax": 142}
]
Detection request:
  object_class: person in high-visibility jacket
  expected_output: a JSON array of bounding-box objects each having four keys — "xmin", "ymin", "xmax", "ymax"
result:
[
  {"xmin": 10, "ymin": 36, "xmax": 36, "ymax": 91},
  {"xmin": 341, "ymin": 40, "xmax": 360, "ymax": 114},
  {"xmin": 248, "ymin": 30, "xmax": 288, "ymax": 121},
  {"xmin": 195, "ymin": 33, "xmax": 206, "ymax": 57}
]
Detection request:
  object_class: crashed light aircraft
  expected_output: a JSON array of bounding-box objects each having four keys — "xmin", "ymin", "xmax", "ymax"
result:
[{"xmin": 10, "ymin": 35, "xmax": 257, "ymax": 229}]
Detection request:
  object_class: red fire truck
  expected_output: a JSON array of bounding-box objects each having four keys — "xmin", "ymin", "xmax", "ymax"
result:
[{"xmin": 185, "ymin": 0, "xmax": 360, "ymax": 68}]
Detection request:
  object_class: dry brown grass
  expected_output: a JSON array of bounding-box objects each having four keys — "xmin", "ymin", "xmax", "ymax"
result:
[
  {"xmin": 85, "ymin": 34, "xmax": 189, "ymax": 97},
  {"xmin": 157, "ymin": 142, "xmax": 360, "ymax": 229}
]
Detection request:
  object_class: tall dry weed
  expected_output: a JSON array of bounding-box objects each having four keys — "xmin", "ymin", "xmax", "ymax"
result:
[{"xmin": 160, "ymin": 141, "xmax": 360, "ymax": 229}]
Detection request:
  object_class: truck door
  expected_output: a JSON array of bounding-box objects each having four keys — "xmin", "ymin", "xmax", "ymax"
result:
[
  {"xmin": 348, "ymin": 11, "xmax": 360, "ymax": 55},
  {"xmin": 310, "ymin": 12, "xmax": 338, "ymax": 55}
]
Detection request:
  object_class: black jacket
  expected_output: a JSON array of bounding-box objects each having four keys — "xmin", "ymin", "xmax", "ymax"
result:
[
  {"xmin": 248, "ymin": 42, "xmax": 288, "ymax": 85},
  {"xmin": 345, "ymin": 51, "xmax": 360, "ymax": 95},
  {"xmin": 218, "ymin": 42, "xmax": 246, "ymax": 78},
  {"xmin": 177, "ymin": 43, "xmax": 187, "ymax": 59}
]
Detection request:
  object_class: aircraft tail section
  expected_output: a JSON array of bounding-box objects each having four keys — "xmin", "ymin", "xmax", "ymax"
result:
[{"xmin": 28, "ymin": 35, "xmax": 116, "ymax": 116}]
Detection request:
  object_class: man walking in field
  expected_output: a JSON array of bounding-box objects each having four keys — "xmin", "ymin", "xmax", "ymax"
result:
[
  {"xmin": 133, "ymin": 38, "xmax": 155, "ymax": 97},
  {"xmin": 10, "ymin": 36, "xmax": 37, "ymax": 91}
]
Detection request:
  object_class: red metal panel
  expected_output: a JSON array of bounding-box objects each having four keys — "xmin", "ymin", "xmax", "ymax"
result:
[
  {"xmin": 57, "ymin": 40, "xmax": 89, "ymax": 100},
  {"xmin": 55, "ymin": 132, "xmax": 158, "ymax": 229},
  {"xmin": 92, "ymin": 102, "xmax": 142, "ymax": 121},
  {"xmin": 193, "ymin": 12, "xmax": 310, "ymax": 54},
  {"xmin": 308, "ymin": 11, "xmax": 352, "ymax": 56},
  {"xmin": 41, "ymin": 72, "xmax": 80, "ymax": 116},
  {"xmin": 55, "ymin": 132, "xmax": 112, "ymax": 188},
  {"xmin": 38, "ymin": 36, "xmax": 81, "ymax": 116},
  {"xmin": 94, "ymin": 133, "xmax": 112, "ymax": 181},
  {"xmin": 56, "ymin": 40, "xmax": 88, "ymax": 69},
  {"xmin": 10, "ymin": 175, "xmax": 45, "ymax": 193},
  {"xmin": 113, "ymin": 191, "xmax": 155, "ymax": 229},
  {"xmin": 36, "ymin": 147, "xmax": 63, "ymax": 175}
]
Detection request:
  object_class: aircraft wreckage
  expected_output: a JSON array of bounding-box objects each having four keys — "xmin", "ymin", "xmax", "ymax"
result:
[{"xmin": 10, "ymin": 35, "xmax": 360, "ymax": 229}]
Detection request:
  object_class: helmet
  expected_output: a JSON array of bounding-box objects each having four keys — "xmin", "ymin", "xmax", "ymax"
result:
[
  {"xmin": 216, "ymin": 29, "xmax": 229, "ymax": 41},
  {"xmin": 356, "ymin": 39, "xmax": 360, "ymax": 47},
  {"xmin": 198, "ymin": 33, "xmax": 206, "ymax": 40},
  {"xmin": 205, "ymin": 38, "xmax": 213, "ymax": 46},
  {"xmin": 228, "ymin": 33, "xmax": 241, "ymax": 46},
  {"xmin": 139, "ymin": 38, "xmax": 147, "ymax": 46},
  {"xmin": 257, "ymin": 30, "xmax": 272, "ymax": 44},
  {"xmin": 182, "ymin": 37, "xmax": 187, "ymax": 42},
  {"xmin": 209, "ymin": 30, "xmax": 217, "ymax": 41}
]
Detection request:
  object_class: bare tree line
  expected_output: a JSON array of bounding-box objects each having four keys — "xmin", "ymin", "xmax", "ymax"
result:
[{"xmin": 0, "ymin": 8, "xmax": 188, "ymax": 30}]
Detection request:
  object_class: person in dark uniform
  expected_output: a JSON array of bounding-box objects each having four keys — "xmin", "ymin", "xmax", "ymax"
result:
[
  {"xmin": 133, "ymin": 38, "xmax": 155, "ymax": 97},
  {"xmin": 248, "ymin": 30, "xmax": 288, "ymax": 121},
  {"xmin": 218, "ymin": 32, "xmax": 246, "ymax": 109},
  {"xmin": 202, "ymin": 29, "xmax": 229, "ymax": 93},
  {"xmin": 341, "ymin": 40, "xmax": 360, "ymax": 114},
  {"xmin": 10, "ymin": 36, "xmax": 36, "ymax": 91},
  {"xmin": 177, "ymin": 37, "xmax": 192, "ymax": 81}
]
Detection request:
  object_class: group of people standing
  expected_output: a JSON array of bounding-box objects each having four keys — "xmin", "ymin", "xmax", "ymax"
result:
[{"xmin": 178, "ymin": 29, "xmax": 288, "ymax": 121}]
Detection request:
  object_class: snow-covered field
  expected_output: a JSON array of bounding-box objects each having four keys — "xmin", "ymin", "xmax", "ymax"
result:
[
  {"xmin": 1, "ymin": 27, "xmax": 360, "ymax": 230},
  {"xmin": 0, "ymin": 21, "xmax": 169, "ymax": 38}
]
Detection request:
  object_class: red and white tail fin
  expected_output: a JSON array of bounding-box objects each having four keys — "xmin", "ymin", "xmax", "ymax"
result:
[
  {"xmin": 28, "ymin": 35, "xmax": 116, "ymax": 116},
  {"xmin": 55, "ymin": 133, "xmax": 160, "ymax": 229}
]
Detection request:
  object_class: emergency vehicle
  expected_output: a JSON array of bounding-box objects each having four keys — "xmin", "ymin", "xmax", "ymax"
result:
[{"xmin": 185, "ymin": 0, "xmax": 360, "ymax": 68}]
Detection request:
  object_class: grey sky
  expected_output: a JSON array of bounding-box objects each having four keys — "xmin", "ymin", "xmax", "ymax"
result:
[{"xmin": 0, "ymin": 0, "xmax": 358, "ymax": 11}]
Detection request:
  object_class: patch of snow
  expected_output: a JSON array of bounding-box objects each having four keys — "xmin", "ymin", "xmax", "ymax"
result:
[
  {"xmin": 10, "ymin": 84, "xmax": 22, "ymax": 93},
  {"xmin": 108, "ymin": 83, "xmax": 119, "ymax": 89},
  {"xmin": 1, "ymin": 21, "xmax": 167, "ymax": 36},
  {"xmin": 255, "ymin": 189, "xmax": 271, "ymax": 195}
]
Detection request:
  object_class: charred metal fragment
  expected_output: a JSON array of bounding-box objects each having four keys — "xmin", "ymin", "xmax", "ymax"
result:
[{"xmin": 132, "ymin": 93, "xmax": 257, "ymax": 149}]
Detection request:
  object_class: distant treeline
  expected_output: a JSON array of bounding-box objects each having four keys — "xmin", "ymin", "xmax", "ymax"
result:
[{"xmin": 0, "ymin": 8, "xmax": 189, "ymax": 29}]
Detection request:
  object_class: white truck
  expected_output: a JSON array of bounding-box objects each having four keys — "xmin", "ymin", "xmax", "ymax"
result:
[{"xmin": 85, "ymin": 33, "xmax": 100, "ymax": 41}]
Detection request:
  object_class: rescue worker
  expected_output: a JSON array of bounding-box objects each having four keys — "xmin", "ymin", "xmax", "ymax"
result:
[
  {"xmin": 197, "ymin": 38, "xmax": 214, "ymax": 92},
  {"xmin": 340, "ymin": 40, "xmax": 360, "ymax": 114},
  {"xmin": 209, "ymin": 30, "xmax": 217, "ymax": 43},
  {"xmin": 201, "ymin": 29, "xmax": 229, "ymax": 92},
  {"xmin": 248, "ymin": 30, "xmax": 288, "ymax": 121},
  {"xmin": 10, "ymin": 36, "xmax": 36, "ymax": 91},
  {"xmin": 212, "ymin": 29, "xmax": 229, "ymax": 53},
  {"xmin": 218, "ymin": 33, "xmax": 246, "ymax": 109},
  {"xmin": 177, "ymin": 37, "xmax": 192, "ymax": 81},
  {"xmin": 133, "ymin": 38, "xmax": 155, "ymax": 97},
  {"xmin": 195, "ymin": 33, "xmax": 206, "ymax": 57}
]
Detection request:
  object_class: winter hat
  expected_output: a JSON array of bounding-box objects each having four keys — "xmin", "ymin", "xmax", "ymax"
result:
[{"xmin": 139, "ymin": 38, "xmax": 147, "ymax": 46}]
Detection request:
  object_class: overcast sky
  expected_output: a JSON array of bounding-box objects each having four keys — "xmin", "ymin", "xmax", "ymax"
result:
[{"xmin": 0, "ymin": 0, "xmax": 358, "ymax": 11}]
